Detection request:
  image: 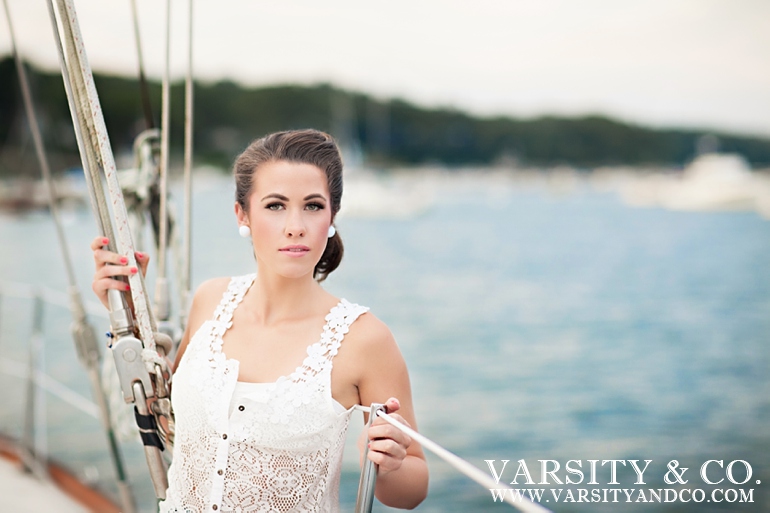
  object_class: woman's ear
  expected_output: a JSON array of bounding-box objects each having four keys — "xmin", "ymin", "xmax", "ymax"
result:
[{"xmin": 235, "ymin": 202, "xmax": 247, "ymax": 225}]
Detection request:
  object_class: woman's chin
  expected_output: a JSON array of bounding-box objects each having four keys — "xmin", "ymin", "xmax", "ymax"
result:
[{"xmin": 271, "ymin": 263, "xmax": 318, "ymax": 281}]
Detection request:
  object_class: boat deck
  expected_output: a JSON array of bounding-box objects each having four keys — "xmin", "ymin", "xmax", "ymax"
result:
[{"xmin": 0, "ymin": 455, "xmax": 88, "ymax": 512}]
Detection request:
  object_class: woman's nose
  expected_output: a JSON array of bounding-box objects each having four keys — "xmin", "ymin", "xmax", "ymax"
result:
[{"xmin": 284, "ymin": 209, "xmax": 306, "ymax": 237}]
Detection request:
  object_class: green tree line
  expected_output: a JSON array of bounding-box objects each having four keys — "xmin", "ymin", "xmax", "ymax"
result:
[{"xmin": 2, "ymin": 56, "xmax": 770, "ymax": 177}]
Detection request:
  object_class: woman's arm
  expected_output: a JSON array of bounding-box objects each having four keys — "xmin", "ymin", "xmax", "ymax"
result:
[{"xmin": 352, "ymin": 314, "xmax": 429, "ymax": 509}]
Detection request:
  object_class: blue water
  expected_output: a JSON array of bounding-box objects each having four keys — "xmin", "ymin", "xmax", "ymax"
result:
[{"xmin": 1, "ymin": 172, "xmax": 768, "ymax": 512}]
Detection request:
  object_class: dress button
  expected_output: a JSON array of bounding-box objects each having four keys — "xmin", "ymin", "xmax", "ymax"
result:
[
  {"xmin": 238, "ymin": 405, "xmax": 245, "ymax": 411},
  {"xmin": 217, "ymin": 469, "xmax": 223, "ymax": 476},
  {"xmin": 222, "ymin": 433, "xmax": 228, "ymax": 440},
  {"xmin": 212, "ymin": 505, "xmax": 218, "ymax": 511}
]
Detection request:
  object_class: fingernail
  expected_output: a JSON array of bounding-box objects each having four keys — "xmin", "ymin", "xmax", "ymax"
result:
[
  {"xmin": 125, "ymin": 284, "xmax": 131, "ymax": 291},
  {"xmin": 130, "ymin": 267, "xmax": 138, "ymax": 274},
  {"xmin": 136, "ymin": 252, "xmax": 144, "ymax": 259},
  {"xmin": 102, "ymin": 237, "xmax": 109, "ymax": 245},
  {"xmin": 119, "ymin": 257, "xmax": 128, "ymax": 265}
]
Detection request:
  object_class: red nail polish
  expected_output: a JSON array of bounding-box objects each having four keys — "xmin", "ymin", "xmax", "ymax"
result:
[
  {"xmin": 102, "ymin": 237, "xmax": 109, "ymax": 245},
  {"xmin": 130, "ymin": 267, "xmax": 138, "ymax": 274},
  {"xmin": 136, "ymin": 252, "xmax": 143, "ymax": 259},
  {"xmin": 119, "ymin": 257, "xmax": 128, "ymax": 265},
  {"xmin": 125, "ymin": 284, "xmax": 131, "ymax": 291}
]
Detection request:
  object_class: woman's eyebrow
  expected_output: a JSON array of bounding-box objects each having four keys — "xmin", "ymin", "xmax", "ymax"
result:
[
  {"xmin": 261, "ymin": 193, "xmax": 289, "ymax": 201},
  {"xmin": 260, "ymin": 193, "xmax": 327, "ymax": 201}
]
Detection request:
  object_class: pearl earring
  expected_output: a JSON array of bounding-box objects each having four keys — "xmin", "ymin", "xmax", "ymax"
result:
[
  {"xmin": 327, "ymin": 225, "xmax": 336, "ymax": 238},
  {"xmin": 239, "ymin": 225, "xmax": 251, "ymax": 239}
]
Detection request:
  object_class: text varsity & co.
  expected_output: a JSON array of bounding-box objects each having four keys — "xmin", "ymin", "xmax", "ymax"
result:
[{"xmin": 485, "ymin": 459, "xmax": 759, "ymax": 505}]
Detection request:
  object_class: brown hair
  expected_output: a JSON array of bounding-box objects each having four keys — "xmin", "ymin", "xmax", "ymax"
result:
[{"xmin": 233, "ymin": 129, "xmax": 344, "ymax": 281}]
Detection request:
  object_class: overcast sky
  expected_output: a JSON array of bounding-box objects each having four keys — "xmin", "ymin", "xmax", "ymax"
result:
[{"xmin": 2, "ymin": 0, "xmax": 769, "ymax": 137}]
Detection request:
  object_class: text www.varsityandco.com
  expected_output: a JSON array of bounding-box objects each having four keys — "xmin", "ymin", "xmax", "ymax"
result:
[
  {"xmin": 485, "ymin": 459, "xmax": 759, "ymax": 505},
  {"xmin": 489, "ymin": 487, "xmax": 754, "ymax": 504}
]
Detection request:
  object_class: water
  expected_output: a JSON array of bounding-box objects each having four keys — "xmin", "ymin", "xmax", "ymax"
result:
[{"xmin": 0, "ymin": 170, "xmax": 768, "ymax": 512}]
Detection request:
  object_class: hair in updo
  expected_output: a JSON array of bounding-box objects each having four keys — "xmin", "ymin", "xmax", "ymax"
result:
[{"xmin": 233, "ymin": 129, "xmax": 344, "ymax": 281}]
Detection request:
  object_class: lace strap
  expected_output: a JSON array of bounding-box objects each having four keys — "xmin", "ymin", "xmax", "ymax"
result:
[
  {"xmin": 211, "ymin": 273, "xmax": 256, "ymax": 324},
  {"xmin": 320, "ymin": 299, "xmax": 370, "ymax": 362}
]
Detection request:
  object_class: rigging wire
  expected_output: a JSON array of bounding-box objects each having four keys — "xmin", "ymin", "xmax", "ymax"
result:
[
  {"xmin": 3, "ymin": 0, "xmax": 78, "ymax": 298},
  {"xmin": 129, "ymin": 0, "xmax": 155, "ymax": 130},
  {"xmin": 154, "ymin": 0, "xmax": 172, "ymax": 324},
  {"xmin": 180, "ymin": 0, "xmax": 194, "ymax": 329}
]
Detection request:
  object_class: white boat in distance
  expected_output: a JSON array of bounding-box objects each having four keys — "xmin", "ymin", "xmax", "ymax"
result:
[{"xmin": 620, "ymin": 152, "xmax": 770, "ymax": 219}]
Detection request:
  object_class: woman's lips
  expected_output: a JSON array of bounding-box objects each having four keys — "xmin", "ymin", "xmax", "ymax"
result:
[{"xmin": 279, "ymin": 245, "xmax": 310, "ymax": 257}]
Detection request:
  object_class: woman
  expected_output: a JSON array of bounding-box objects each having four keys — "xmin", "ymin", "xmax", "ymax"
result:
[{"xmin": 91, "ymin": 129, "xmax": 428, "ymax": 512}]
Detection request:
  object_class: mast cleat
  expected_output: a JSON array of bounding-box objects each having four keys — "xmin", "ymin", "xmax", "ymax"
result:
[{"xmin": 111, "ymin": 335, "xmax": 155, "ymax": 402}]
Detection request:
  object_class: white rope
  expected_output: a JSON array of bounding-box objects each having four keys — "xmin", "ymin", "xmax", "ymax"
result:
[
  {"xmin": 140, "ymin": 348, "xmax": 169, "ymax": 376},
  {"xmin": 355, "ymin": 406, "xmax": 552, "ymax": 513}
]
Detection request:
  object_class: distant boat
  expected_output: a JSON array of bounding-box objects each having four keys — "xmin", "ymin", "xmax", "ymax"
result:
[
  {"xmin": 661, "ymin": 153, "xmax": 757, "ymax": 211},
  {"xmin": 620, "ymin": 153, "xmax": 770, "ymax": 219},
  {"xmin": 340, "ymin": 169, "xmax": 435, "ymax": 219}
]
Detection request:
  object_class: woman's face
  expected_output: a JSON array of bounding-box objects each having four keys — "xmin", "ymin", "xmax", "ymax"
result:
[{"xmin": 236, "ymin": 160, "xmax": 333, "ymax": 279}]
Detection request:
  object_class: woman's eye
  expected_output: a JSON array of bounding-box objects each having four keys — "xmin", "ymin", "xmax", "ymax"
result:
[
  {"xmin": 306, "ymin": 202, "xmax": 325, "ymax": 211},
  {"xmin": 266, "ymin": 202, "xmax": 284, "ymax": 211}
]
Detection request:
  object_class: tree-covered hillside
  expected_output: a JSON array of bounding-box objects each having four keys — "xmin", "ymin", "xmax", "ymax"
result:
[{"xmin": 2, "ymin": 57, "xmax": 769, "ymax": 176}]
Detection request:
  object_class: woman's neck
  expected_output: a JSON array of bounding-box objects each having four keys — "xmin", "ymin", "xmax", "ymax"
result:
[{"xmin": 245, "ymin": 268, "xmax": 327, "ymax": 326}]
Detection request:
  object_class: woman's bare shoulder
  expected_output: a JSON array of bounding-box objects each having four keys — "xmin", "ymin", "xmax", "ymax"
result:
[
  {"xmin": 188, "ymin": 277, "xmax": 232, "ymax": 323},
  {"xmin": 194, "ymin": 276, "xmax": 232, "ymax": 300},
  {"xmin": 173, "ymin": 277, "xmax": 233, "ymax": 369},
  {"xmin": 331, "ymin": 309, "xmax": 401, "ymax": 390},
  {"xmin": 347, "ymin": 310, "xmax": 398, "ymax": 354}
]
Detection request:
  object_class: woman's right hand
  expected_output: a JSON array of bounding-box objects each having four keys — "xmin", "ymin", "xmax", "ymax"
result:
[{"xmin": 91, "ymin": 236, "xmax": 150, "ymax": 310}]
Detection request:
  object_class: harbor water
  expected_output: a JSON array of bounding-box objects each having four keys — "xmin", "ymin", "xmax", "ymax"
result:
[{"xmin": 0, "ymin": 169, "xmax": 768, "ymax": 512}]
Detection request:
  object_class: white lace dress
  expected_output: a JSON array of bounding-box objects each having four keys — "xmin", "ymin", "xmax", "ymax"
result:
[{"xmin": 159, "ymin": 274, "xmax": 369, "ymax": 513}]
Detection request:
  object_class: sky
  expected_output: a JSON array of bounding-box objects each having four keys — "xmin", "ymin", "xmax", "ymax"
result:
[{"xmin": 2, "ymin": 0, "xmax": 769, "ymax": 137}]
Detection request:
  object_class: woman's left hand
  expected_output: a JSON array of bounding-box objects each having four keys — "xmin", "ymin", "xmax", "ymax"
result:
[{"xmin": 363, "ymin": 397, "xmax": 413, "ymax": 476}]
